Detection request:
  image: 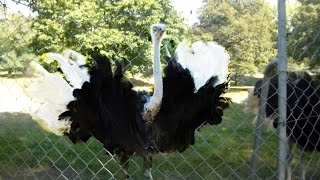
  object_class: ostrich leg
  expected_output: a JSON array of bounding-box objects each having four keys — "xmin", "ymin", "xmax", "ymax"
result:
[
  {"xmin": 298, "ymin": 148, "xmax": 305, "ymax": 180},
  {"xmin": 286, "ymin": 149, "xmax": 292, "ymax": 180},
  {"xmin": 120, "ymin": 154, "xmax": 130, "ymax": 179},
  {"xmin": 143, "ymin": 156, "xmax": 153, "ymax": 180},
  {"xmin": 286, "ymin": 140, "xmax": 293, "ymax": 180}
]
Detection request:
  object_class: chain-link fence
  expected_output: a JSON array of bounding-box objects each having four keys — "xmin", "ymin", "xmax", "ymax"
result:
[{"xmin": 0, "ymin": 0, "xmax": 319, "ymax": 179}]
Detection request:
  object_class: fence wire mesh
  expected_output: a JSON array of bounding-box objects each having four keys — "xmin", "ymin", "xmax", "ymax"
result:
[{"xmin": 0, "ymin": 0, "xmax": 319, "ymax": 179}]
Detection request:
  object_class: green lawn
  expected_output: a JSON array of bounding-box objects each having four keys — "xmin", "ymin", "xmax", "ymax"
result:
[{"xmin": 0, "ymin": 103, "xmax": 319, "ymax": 179}]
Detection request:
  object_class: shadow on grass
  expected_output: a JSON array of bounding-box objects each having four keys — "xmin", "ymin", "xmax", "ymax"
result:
[
  {"xmin": 0, "ymin": 73, "xmax": 28, "ymax": 79},
  {"xmin": 0, "ymin": 105, "xmax": 319, "ymax": 179}
]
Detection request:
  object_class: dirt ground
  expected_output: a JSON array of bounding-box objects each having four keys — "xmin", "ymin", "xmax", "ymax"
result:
[
  {"xmin": 0, "ymin": 77, "xmax": 250, "ymax": 113},
  {"xmin": 0, "ymin": 78, "xmax": 36, "ymax": 113}
]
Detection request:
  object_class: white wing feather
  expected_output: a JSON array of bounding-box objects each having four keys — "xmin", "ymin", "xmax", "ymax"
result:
[
  {"xmin": 175, "ymin": 41, "xmax": 230, "ymax": 90},
  {"xmin": 63, "ymin": 50, "xmax": 89, "ymax": 85},
  {"xmin": 46, "ymin": 51, "xmax": 89, "ymax": 89},
  {"xmin": 24, "ymin": 50, "xmax": 90, "ymax": 135},
  {"xmin": 25, "ymin": 61, "xmax": 74, "ymax": 135}
]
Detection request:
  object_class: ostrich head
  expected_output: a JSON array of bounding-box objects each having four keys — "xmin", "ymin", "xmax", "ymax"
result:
[{"xmin": 151, "ymin": 24, "xmax": 166, "ymax": 42}]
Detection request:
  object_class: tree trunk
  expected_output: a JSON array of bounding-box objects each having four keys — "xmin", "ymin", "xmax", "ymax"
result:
[
  {"xmin": 7, "ymin": 68, "xmax": 13, "ymax": 78},
  {"xmin": 234, "ymin": 74, "xmax": 239, "ymax": 86}
]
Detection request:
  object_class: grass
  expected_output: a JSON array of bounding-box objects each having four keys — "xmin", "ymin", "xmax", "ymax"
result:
[{"xmin": 0, "ymin": 104, "xmax": 319, "ymax": 179}]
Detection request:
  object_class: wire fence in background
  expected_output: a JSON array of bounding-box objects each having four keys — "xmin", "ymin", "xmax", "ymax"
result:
[{"xmin": 0, "ymin": 0, "xmax": 319, "ymax": 179}]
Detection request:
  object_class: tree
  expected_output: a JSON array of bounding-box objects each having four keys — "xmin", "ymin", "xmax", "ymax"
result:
[
  {"xmin": 190, "ymin": 0, "xmax": 276, "ymax": 84},
  {"xmin": 288, "ymin": 0, "xmax": 320, "ymax": 68},
  {"xmin": 0, "ymin": 7, "xmax": 35, "ymax": 76},
  {"xmin": 27, "ymin": 0, "xmax": 185, "ymax": 71}
]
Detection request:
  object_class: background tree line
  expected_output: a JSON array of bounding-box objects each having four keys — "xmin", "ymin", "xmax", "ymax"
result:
[
  {"xmin": 0, "ymin": 0, "xmax": 318, "ymax": 84},
  {"xmin": 0, "ymin": 6, "xmax": 35, "ymax": 76}
]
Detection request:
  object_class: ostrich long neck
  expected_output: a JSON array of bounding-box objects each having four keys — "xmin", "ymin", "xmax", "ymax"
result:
[
  {"xmin": 151, "ymin": 39, "xmax": 163, "ymax": 104},
  {"xmin": 142, "ymin": 37, "xmax": 163, "ymax": 121}
]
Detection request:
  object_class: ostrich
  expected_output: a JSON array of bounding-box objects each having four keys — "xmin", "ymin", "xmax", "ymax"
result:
[
  {"xmin": 249, "ymin": 61, "xmax": 320, "ymax": 179},
  {"xmin": 25, "ymin": 24, "xmax": 230, "ymax": 178}
]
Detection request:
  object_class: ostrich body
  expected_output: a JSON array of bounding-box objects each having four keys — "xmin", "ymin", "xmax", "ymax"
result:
[
  {"xmin": 251, "ymin": 61, "xmax": 320, "ymax": 179},
  {"xmin": 25, "ymin": 24, "xmax": 230, "ymax": 178},
  {"xmin": 254, "ymin": 69, "xmax": 320, "ymax": 152}
]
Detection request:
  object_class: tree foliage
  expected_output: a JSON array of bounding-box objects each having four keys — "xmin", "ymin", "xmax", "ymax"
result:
[
  {"xmin": 28, "ymin": 0, "xmax": 185, "ymax": 70},
  {"xmin": 0, "ymin": 7, "xmax": 35, "ymax": 76},
  {"xmin": 288, "ymin": 0, "xmax": 320, "ymax": 68},
  {"xmin": 191, "ymin": 0, "xmax": 276, "ymax": 79}
]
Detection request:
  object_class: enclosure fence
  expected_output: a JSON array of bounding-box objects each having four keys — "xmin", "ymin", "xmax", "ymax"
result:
[{"xmin": 0, "ymin": 0, "xmax": 319, "ymax": 179}]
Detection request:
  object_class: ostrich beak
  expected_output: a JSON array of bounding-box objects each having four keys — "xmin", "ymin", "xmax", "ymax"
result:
[{"xmin": 152, "ymin": 24, "xmax": 166, "ymax": 40}]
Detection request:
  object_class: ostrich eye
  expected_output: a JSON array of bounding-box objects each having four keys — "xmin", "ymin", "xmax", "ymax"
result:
[{"xmin": 153, "ymin": 27, "xmax": 157, "ymax": 31}]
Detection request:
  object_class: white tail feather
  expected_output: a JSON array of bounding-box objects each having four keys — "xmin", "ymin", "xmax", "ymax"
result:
[
  {"xmin": 26, "ymin": 70, "xmax": 74, "ymax": 105},
  {"xmin": 46, "ymin": 51, "xmax": 89, "ymax": 89},
  {"xmin": 25, "ymin": 50, "xmax": 90, "ymax": 135},
  {"xmin": 29, "ymin": 61, "xmax": 50, "ymax": 76},
  {"xmin": 63, "ymin": 49, "xmax": 86, "ymax": 65},
  {"xmin": 63, "ymin": 50, "xmax": 89, "ymax": 84},
  {"xmin": 25, "ymin": 61, "xmax": 74, "ymax": 135},
  {"xmin": 175, "ymin": 41, "xmax": 230, "ymax": 90}
]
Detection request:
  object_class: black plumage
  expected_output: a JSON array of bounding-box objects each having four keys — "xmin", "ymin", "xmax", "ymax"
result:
[
  {"xmin": 59, "ymin": 52, "xmax": 230, "ymax": 158},
  {"xmin": 254, "ymin": 71, "xmax": 320, "ymax": 151}
]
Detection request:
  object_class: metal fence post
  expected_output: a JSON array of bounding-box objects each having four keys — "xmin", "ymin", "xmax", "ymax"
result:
[{"xmin": 277, "ymin": 0, "xmax": 288, "ymax": 179}]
